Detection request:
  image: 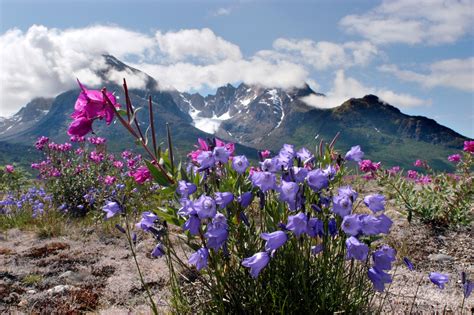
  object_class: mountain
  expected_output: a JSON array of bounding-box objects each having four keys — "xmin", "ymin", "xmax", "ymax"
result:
[
  {"xmin": 0, "ymin": 97, "xmax": 53, "ymax": 138},
  {"xmin": 0, "ymin": 56, "xmax": 257, "ymax": 168},
  {"xmin": 0, "ymin": 55, "xmax": 469, "ymax": 171}
]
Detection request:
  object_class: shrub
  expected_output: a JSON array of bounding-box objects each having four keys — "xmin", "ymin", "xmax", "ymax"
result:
[
  {"xmin": 30, "ymin": 135, "xmax": 154, "ymax": 217},
  {"xmin": 375, "ymin": 147, "xmax": 473, "ymax": 227}
]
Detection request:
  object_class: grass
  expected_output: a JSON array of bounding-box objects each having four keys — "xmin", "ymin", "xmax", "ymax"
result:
[{"xmin": 22, "ymin": 274, "xmax": 43, "ymax": 286}]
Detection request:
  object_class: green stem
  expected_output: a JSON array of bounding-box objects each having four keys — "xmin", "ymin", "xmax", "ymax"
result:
[
  {"xmin": 409, "ymin": 275, "xmax": 424, "ymax": 314},
  {"xmin": 124, "ymin": 217, "xmax": 159, "ymax": 314}
]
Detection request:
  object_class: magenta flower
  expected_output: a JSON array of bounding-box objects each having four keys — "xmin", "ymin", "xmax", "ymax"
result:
[
  {"xmin": 4, "ymin": 165, "xmax": 14, "ymax": 173},
  {"xmin": 406, "ymin": 170, "xmax": 418, "ymax": 179},
  {"xmin": 464, "ymin": 140, "xmax": 474, "ymax": 153},
  {"xmin": 131, "ymin": 166, "xmax": 151, "ymax": 184},
  {"xmin": 68, "ymin": 81, "xmax": 120, "ymax": 137},
  {"xmin": 35, "ymin": 136, "xmax": 49, "ymax": 150},
  {"xmin": 67, "ymin": 116, "xmax": 93, "ymax": 137},
  {"xmin": 242, "ymin": 252, "xmax": 270, "ymax": 278},
  {"xmin": 260, "ymin": 150, "xmax": 271, "ymax": 159},
  {"xmin": 104, "ymin": 175, "xmax": 116, "ymax": 186},
  {"xmin": 414, "ymin": 159, "xmax": 424, "ymax": 167},
  {"xmin": 447, "ymin": 154, "xmax": 461, "ymax": 163},
  {"xmin": 359, "ymin": 160, "xmax": 380, "ymax": 172},
  {"xmin": 387, "ymin": 166, "xmax": 401, "ymax": 176},
  {"xmin": 416, "ymin": 175, "xmax": 432, "ymax": 185}
]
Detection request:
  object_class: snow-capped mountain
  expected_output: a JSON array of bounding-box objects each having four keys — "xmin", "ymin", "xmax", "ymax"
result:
[
  {"xmin": 171, "ymin": 82, "xmax": 322, "ymax": 145},
  {"xmin": 0, "ymin": 97, "xmax": 53, "ymax": 138}
]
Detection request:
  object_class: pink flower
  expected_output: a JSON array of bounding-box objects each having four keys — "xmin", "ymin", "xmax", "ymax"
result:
[
  {"xmin": 35, "ymin": 136, "xmax": 49, "ymax": 150},
  {"xmin": 89, "ymin": 151, "xmax": 104, "ymax": 163},
  {"xmin": 131, "ymin": 166, "xmax": 151, "ymax": 184},
  {"xmin": 67, "ymin": 116, "xmax": 93, "ymax": 137},
  {"xmin": 463, "ymin": 141, "xmax": 474, "ymax": 154},
  {"xmin": 113, "ymin": 161, "xmax": 124, "ymax": 169},
  {"xmin": 387, "ymin": 166, "xmax": 401, "ymax": 176},
  {"xmin": 407, "ymin": 170, "xmax": 418, "ymax": 180},
  {"xmin": 447, "ymin": 154, "xmax": 461, "ymax": 163},
  {"xmin": 358, "ymin": 160, "xmax": 381, "ymax": 173},
  {"xmin": 122, "ymin": 150, "xmax": 133, "ymax": 159},
  {"xmin": 104, "ymin": 175, "xmax": 116, "ymax": 186},
  {"xmin": 4, "ymin": 165, "xmax": 14, "ymax": 173},
  {"xmin": 416, "ymin": 175, "xmax": 432, "ymax": 185},
  {"xmin": 88, "ymin": 137, "xmax": 107, "ymax": 145},
  {"xmin": 261, "ymin": 150, "xmax": 271, "ymax": 159},
  {"xmin": 414, "ymin": 159, "xmax": 424, "ymax": 167},
  {"xmin": 70, "ymin": 135, "xmax": 85, "ymax": 143},
  {"xmin": 68, "ymin": 80, "xmax": 120, "ymax": 137}
]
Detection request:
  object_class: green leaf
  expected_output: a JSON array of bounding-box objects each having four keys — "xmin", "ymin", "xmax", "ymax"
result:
[
  {"xmin": 145, "ymin": 160, "xmax": 171, "ymax": 186},
  {"xmin": 117, "ymin": 109, "xmax": 128, "ymax": 117}
]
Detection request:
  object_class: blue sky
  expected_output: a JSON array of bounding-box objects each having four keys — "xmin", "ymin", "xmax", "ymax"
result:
[{"xmin": 0, "ymin": 0, "xmax": 473, "ymax": 137}]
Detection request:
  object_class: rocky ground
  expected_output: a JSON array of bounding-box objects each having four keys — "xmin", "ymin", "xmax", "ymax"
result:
[{"xmin": 1, "ymin": 213, "xmax": 473, "ymax": 314}]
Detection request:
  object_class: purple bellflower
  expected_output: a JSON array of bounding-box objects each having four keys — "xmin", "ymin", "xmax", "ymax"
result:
[{"xmin": 242, "ymin": 252, "xmax": 270, "ymax": 278}]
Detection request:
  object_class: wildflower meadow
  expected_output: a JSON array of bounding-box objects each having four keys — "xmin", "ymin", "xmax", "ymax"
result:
[{"xmin": 1, "ymin": 79, "xmax": 473, "ymax": 314}]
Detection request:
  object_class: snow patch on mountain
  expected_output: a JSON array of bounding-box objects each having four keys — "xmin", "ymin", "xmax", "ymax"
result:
[{"xmin": 192, "ymin": 111, "xmax": 231, "ymax": 134}]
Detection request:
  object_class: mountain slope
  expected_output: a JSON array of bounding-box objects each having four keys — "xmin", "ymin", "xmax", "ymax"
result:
[{"xmin": 0, "ymin": 55, "xmax": 469, "ymax": 171}]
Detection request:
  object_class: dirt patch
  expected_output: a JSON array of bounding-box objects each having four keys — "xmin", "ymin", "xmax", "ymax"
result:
[
  {"xmin": 25, "ymin": 242, "xmax": 70, "ymax": 258},
  {"xmin": 0, "ymin": 228, "xmax": 170, "ymax": 314}
]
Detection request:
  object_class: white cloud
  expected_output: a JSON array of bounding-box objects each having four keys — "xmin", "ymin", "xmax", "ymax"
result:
[
  {"xmin": 301, "ymin": 70, "xmax": 429, "ymax": 108},
  {"xmin": 0, "ymin": 23, "xmax": 425, "ymax": 119},
  {"xmin": 379, "ymin": 58, "xmax": 474, "ymax": 92},
  {"xmin": 264, "ymin": 38, "xmax": 378, "ymax": 70},
  {"xmin": 340, "ymin": 0, "xmax": 474, "ymax": 45},
  {"xmin": 213, "ymin": 7, "xmax": 232, "ymax": 16},
  {"xmin": 0, "ymin": 24, "xmax": 155, "ymax": 116},
  {"xmin": 1, "ymin": 24, "xmax": 349, "ymax": 116},
  {"xmin": 132, "ymin": 58, "xmax": 308, "ymax": 92},
  {"xmin": 155, "ymin": 28, "xmax": 242, "ymax": 63}
]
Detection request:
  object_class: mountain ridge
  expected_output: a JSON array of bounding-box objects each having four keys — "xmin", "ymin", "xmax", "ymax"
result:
[{"xmin": 0, "ymin": 55, "xmax": 469, "ymax": 171}]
